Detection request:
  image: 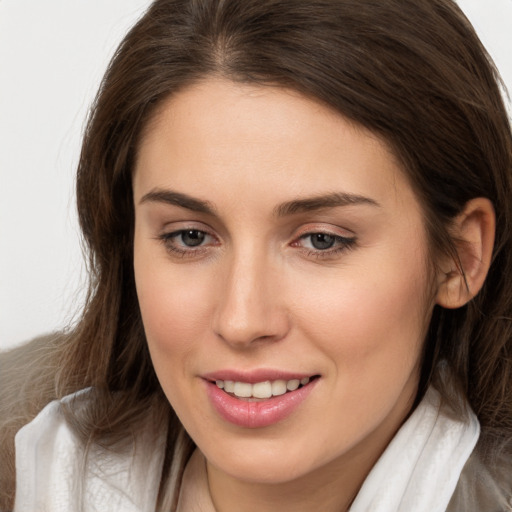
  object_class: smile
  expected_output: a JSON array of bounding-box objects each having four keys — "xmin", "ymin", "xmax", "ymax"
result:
[
  {"xmin": 215, "ymin": 377, "xmax": 312, "ymax": 401},
  {"xmin": 204, "ymin": 373, "xmax": 319, "ymax": 428}
]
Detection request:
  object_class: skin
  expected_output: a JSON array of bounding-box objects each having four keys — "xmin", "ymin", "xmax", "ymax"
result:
[{"xmin": 133, "ymin": 78, "xmax": 439, "ymax": 511}]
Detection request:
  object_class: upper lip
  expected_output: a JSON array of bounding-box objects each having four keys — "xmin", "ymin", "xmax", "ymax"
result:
[{"xmin": 202, "ymin": 369, "xmax": 318, "ymax": 383}]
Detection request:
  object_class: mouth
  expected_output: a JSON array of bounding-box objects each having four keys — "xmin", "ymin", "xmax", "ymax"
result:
[
  {"xmin": 212, "ymin": 376, "xmax": 318, "ymax": 402},
  {"xmin": 203, "ymin": 372, "xmax": 319, "ymax": 428}
]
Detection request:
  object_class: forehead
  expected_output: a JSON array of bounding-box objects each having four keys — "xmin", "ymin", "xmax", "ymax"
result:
[{"xmin": 133, "ymin": 78, "xmax": 419, "ymax": 219}]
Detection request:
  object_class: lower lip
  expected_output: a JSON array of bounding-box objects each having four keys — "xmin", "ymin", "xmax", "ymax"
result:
[{"xmin": 205, "ymin": 379, "xmax": 318, "ymax": 428}]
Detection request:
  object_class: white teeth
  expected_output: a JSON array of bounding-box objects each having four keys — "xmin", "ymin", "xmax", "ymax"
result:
[
  {"xmin": 252, "ymin": 381, "xmax": 272, "ymax": 399},
  {"xmin": 234, "ymin": 382, "xmax": 252, "ymax": 398},
  {"xmin": 286, "ymin": 379, "xmax": 300, "ymax": 391},
  {"xmin": 215, "ymin": 377, "xmax": 313, "ymax": 398},
  {"xmin": 271, "ymin": 380, "xmax": 287, "ymax": 396}
]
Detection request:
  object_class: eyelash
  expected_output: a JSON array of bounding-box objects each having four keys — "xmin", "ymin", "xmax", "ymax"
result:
[
  {"xmin": 158, "ymin": 229, "xmax": 217, "ymax": 258},
  {"xmin": 294, "ymin": 232, "xmax": 357, "ymax": 259},
  {"xmin": 157, "ymin": 229, "xmax": 357, "ymax": 259}
]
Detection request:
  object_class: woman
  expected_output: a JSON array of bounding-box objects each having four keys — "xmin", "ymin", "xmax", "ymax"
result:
[{"xmin": 2, "ymin": 0, "xmax": 511, "ymax": 510}]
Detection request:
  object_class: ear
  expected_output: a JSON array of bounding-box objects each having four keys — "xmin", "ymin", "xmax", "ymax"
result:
[{"xmin": 435, "ymin": 198, "xmax": 495, "ymax": 309}]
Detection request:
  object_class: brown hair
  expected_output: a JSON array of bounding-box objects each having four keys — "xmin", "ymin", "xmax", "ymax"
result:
[{"xmin": 3, "ymin": 0, "xmax": 511, "ymax": 508}]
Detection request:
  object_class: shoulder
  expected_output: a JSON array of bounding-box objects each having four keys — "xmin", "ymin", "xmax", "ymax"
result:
[
  {"xmin": 448, "ymin": 444, "xmax": 512, "ymax": 512},
  {"xmin": 14, "ymin": 389, "xmax": 168, "ymax": 512},
  {"xmin": 0, "ymin": 332, "xmax": 64, "ymax": 422},
  {"xmin": 0, "ymin": 332, "xmax": 66, "ymax": 511},
  {"xmin": 14, "ymin": 390, "xmax": 93, "ymax": 511}
]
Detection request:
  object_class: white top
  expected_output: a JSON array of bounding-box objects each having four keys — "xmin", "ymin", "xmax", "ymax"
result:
[
  {"xmin": 14, "ymin": 387, "xmax": 480, "ymax": 511},
  {"xmin": 14, "ymin": 391, "xmax": 167, "ymax": 512}
]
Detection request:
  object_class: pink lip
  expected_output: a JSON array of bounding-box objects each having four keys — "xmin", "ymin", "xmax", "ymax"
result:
[
  {"xmin": 203, "ymin": 371, "xmax": 319, "ymax": 429},
  {"xmin": 202, "ymin": 369, "xmax": 313, "ymax": 383}
]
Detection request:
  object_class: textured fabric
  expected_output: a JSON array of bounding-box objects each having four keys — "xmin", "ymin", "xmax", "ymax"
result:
[
  {"xmin": 349, "ymin": 387, "xmax": 479, "ymax": 512},
  {"xmin": 447, "ymin": 448, "xmax": 512, "ymax": 512},
  {"xmin": 14, "ymin": 391, "xmax": 167, "ymax": 512}
]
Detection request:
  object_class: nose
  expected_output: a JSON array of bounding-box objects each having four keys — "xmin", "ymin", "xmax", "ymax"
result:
[{"xmin": 212, "ymin": 250, "xmax": 290, "ymax": 349}]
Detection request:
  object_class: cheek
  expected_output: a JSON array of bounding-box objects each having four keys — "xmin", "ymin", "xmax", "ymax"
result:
[
  {"xmin": 293, "ymin": 247, "xmax": 432, "ymax": 376},
  {"xmin": 133, "ymin": 240, "xmax": 214, "ymax": 375},
  {"xmin": 135, "ymin": 262, "xmax": 216, "ymax": 423},
  {"xmin": 288, "ymin": 259, "xmax": 432, "ymax": 449},
  {"xmin": 137, "ymin": 271, "xmax": 210, "ymax": 344}
]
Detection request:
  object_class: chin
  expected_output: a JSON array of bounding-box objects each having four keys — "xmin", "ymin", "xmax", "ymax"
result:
[{"xmin": 202, "ymin": 433, "xmax": 331, "ymax": 485}]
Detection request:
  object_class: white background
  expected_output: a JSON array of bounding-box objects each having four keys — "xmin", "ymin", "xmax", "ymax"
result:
[{"xmin": 1, "ymin": 0, "xmax": 511, "ymax": 350}]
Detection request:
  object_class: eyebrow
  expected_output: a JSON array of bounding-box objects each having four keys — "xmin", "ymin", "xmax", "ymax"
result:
[
  {"xmin": 274, "ymin": 192, "xmax": 380, "ymax": 217},
  {"xmin": 139, "ymin": 188, "xmax": 380, "ymax": 216},
  {"xmin": 139, "ymin": 189, "xmax": 216, "ymax": 215}
]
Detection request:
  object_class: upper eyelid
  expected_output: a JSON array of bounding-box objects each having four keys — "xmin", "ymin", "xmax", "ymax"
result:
[
  {"xmin": 292, "ymin": 223, "xmax": 355, "ymax": 239},
  {"xmin": 164, "ymin": 228, "xmax": 217, "ymax": 243},
  {"xmin": 161, "ymin": 221, "xmax": 216, "ymax": 236},
  {"xmin": 298, "ymin": 228, "xmax": 352, "ymax": 236},
  {"xmin": 298, "ymin": 232, "xmax": 354, "ymax": 241},
  {"xmin": 293, "ymin": 232, "xmax": 356, "ymax": 247}
]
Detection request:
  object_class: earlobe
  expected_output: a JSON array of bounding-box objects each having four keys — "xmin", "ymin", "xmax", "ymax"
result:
[{"xmin": 435, "ymin": 198, "xmax": 495, "ymax": 309}]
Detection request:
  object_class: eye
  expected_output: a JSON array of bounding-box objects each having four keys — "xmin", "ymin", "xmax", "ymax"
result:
[
  {"xmin": 307, "ymin": 233, "xmax": 337, "ymax": 250},
  {"xmin": 176, "ymin": 229, "xmax": 207, "ymax": 247},
  {"xmin": 158, "ymin": 228, "xmax": 217, "ymax": 256},
  {"xmin": 293, "ymin": 230, "xmax": 357, "ymax": 258}
]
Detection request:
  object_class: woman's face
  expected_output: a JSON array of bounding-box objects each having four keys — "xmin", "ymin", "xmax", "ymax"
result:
[{"xmin": 133, "ymin": 79, "xmax": 435, "ymax": 489}]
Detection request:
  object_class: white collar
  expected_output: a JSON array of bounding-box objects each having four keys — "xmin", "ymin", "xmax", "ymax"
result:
[
  {"xmin": 349, "ymin": 387, "xmax": 480, "ymax": 512},
  {"xmin": 14, "ymin": 391, "xmax": 167, "ymax": 512}
]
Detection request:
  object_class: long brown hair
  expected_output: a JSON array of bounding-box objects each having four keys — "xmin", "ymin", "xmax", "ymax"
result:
[{"xmin": 4, "ymin": 0, "xmax": 512, "ymax": 508}]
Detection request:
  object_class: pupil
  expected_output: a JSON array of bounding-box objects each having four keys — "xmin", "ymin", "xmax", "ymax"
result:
[
  {"xmin": 311, "ymin": 233, "xmax": 335, "ymax": 250},
  {"xmin": 182, "ymin": 230, "xmax": 205, "ymax": 247}
]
